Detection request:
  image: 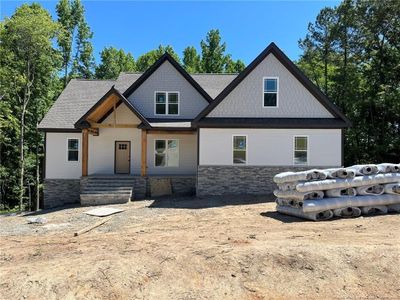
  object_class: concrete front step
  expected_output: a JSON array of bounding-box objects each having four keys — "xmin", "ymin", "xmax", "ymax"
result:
[
  {"xmin": 83, "ymin": 186, "xmax": 133, "ymax": 190},
  {"xmin": 80, "ymin": 176, "xmax": 134, "ymax": 205},
  {"xmin": 81, "ymin": 190, "xmax": 132, "ymax": 194},
  {"xmin": 80, "ymin": 194, "xmax": 131, "ymax": 206}
]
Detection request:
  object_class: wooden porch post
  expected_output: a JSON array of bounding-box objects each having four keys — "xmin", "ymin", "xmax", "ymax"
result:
[
  {"xmin": 82, "ymin": 128, "xmax": 88, "ymax": 176},
  {"xmin": 141, "ymin": 129, "xmax": 147, "ymax": 177}
]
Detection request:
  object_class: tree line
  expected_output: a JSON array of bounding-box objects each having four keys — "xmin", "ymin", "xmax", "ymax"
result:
[
  {"xmin": 0, "ymin": 0, "xmax": 398, "ymax": 211},
  {"xmin": 0, "ymin": 0, "xmax": 245, "ymax": 211},
  {"xmin": 297, "ymin": 0, "xmax": 399, "ymax": 165}
]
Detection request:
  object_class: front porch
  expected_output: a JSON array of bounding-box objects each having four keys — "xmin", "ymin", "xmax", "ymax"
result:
[
  {"xmin": 69, "ymin": 86, "xmax": 198, "ymax": 206},
  {"xmin": 80, "ymin": 174, "xmax": 196, "ymax": 206}
]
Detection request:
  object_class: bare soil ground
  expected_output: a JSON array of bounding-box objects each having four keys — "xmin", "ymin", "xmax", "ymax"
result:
[{"xmin": 1, "ymin": 195, "xmax": 400, "ymax": 300}]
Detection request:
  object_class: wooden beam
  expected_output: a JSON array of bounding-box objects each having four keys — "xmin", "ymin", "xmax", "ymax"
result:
[
  {"xmin": 82, "ymin": 128, "xmax": 88, "ymax": 176},
  {"xmin": 141, "ymin": 129, "xmax": 147, "ymax": 177},
  {"xmin": 147, "ymin": 130, "xmax": 195, "ymax": 135},
  {"xmin": 113, "ymin": 98, "xmax": 116, "ymax": 128},
  {"xmin": 90, "ymin": 123, "xmax": 136, "ymax": 128}
]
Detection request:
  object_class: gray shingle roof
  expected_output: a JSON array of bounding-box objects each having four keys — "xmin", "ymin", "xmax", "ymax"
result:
[
  {"xmin": 114, "ymin": 72, "xmax": 142, "ymax": 92},
  {"xmin": 38, "ymin": 73, "xmax": 236, "ymax": 130},
  {"xmin": 38, "ymin": 79, "xmax": 115, "ymax": 129},
  {"xmin": 191, "ymin": 74, "xmax": 237, "ymax": 98}
]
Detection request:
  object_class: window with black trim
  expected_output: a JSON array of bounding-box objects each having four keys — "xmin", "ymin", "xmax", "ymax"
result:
[
  {"xmin": 263, "ymin": 78, "xmax": 278, "ymax": 107},
  {"xmin": 155, "ymin": 92, "xmax": 179, "ymax": 115},
  {"xmin": 67, "ymin": 139, "xmax": 79, "ymax": 161}
]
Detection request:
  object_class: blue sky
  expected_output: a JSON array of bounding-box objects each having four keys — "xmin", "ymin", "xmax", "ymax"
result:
[{"xmin": 1, "ymin": 1, "xmax": 339, "ymax": 64}]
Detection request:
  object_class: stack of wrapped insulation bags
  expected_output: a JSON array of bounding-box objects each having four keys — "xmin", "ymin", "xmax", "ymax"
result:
[{"xmin": 273, "ymin": 163, "xmax": 400, "ymax": 221}]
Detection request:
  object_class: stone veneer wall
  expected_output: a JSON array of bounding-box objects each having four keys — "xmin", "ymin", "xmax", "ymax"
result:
[
  {"xmin": 44, "ymin": 175, "xmax": 197, "ymax": 208},
  {"xmin": 132, "ymin": 176, "xmax": 197, "ymax": 199},
  {"xmin": 196, "ymin": 165, "xmax": 336, "ymax": 197},
  {"xmin": 43, "ymin": 179, "xmax": 80, "ymax": 208},
  {"xmin": 132, "ymin": 177, "xmax": 147, "ymax": 199},
  {"xmin": 170, "ymin": 176, "xmax": 196, "ymax": 195}
]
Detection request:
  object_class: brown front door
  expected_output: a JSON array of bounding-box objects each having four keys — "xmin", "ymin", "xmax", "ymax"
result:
[{"xmin": 115, "ymin": 141, "xmax": 131, "ymax": 174}]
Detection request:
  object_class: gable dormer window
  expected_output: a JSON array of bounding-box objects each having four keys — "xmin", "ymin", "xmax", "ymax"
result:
[
  {"xmin": 155, "ymin": 91, "xmax": 179, "ymax": 115},
  {"xmin": 263, "ymin": 77, "xmax": 278, "ymax": 107}
]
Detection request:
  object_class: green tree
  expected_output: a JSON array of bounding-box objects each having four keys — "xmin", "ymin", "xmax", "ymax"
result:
[
  {"xmin": 224, "ymin": 55, "xmax": 246, "ymax": 73},
  {"xmin": 183, "ymin": 46, "xmax": 201, "ymax": 73},
  {"xmin": 299, "ymin": 7, "xmax": 337, "ymax": 96},
  {"xmin": 136, "ymin": 45, "xmax": 180, "ymax": 72},
  {"xmin": 200, "ymin": 29, "xmax": 227, "ymax": 73},
  {"xmin": 95, "ymin": 47, "xmax": 136, "ymax": 79},
  {"xmin": 0, "ymin": 3, "xmax": 60, "ymax": 210},
  {"xmin": 298, "ymin": 0, "xmax": 400, "ymax": 164},
  {"xmin": 56, "ymin": 0, "xmax": 94, "ymax": 85}
]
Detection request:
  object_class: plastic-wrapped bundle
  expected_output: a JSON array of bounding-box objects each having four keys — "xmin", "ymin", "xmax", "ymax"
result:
[
  {"xmin": 387, "ymin": 204, "xmax": 400, "ymax": 212},
  {"xmin": 276, "ymin": 198, "xmax": 303, "ymax": 208},
  {"xmin": 323, "ymin": 168, "xmax": 355, "ymax": 179},
  {"xmin": 273, "ymin": 169, "xmax": 326, "ymax": 184},
  {"xmin": 348, "ymin": 164, "xmax": 379, "ymax": 176},
  {"xmin": 273, "ymin": 189, "xmax": 324, "ymax": 201},
  {"xmin": 325, "ymin": 187, "xmax": 357, "ymax": 197},
  {"xmin": 356, "ymin": 184, "xmax": 384, "ymax": 196},
  {"xmin": 333, "ymin": 207, "xmax": 361, "ymax": 218},
  {"xmin": 377, "ymin": 163, "xmax": 400, "ymax": 173},
  {"xmin": 384, "ymin": 183, "xmax": 400, "ymax": 195},
  {"xmin": 361, "ymin": 206, "xmax": 388, "ymax": 215},
  {"xmin": 296, "ymin": 173, "xmax": 400, "ymax": 192},
  {"xmin": 276, "ymin": 205, "xmax": 333, "ymax": 221},
  {"xmin": 277, "ymin": 182, "xmax": 297, "ymax": 191},
  {"xmin": 302, "ymin": 194, "xmax": 400, "ymax": 213}
]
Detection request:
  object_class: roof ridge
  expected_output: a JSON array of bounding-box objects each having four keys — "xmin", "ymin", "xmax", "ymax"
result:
[
  {"xmin": 190, "ymin": 73, "xmax": 238, "ymax": 75},
  {"xmin": 119, "ymin": 72, "xmax": 143, "ymax": 75},
  {"xmin": 73, "ymin": 78, "xmax": 116, "ymax": 82}
]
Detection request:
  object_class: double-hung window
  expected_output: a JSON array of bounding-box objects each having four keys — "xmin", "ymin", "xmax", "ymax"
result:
[
  {"xmin": 155, "ymin": 139, "xmax": 179, "ymax": 167},
  {"xmin": 294, "ymin": 136, "xmax": 308, "ymax": 165},
  {"xmin": 67, "ymin": 138, "xmax": 79, "ymax": 162},
  {"xmin": 233, "ymin": 135, "xmax": 247, "ymax": 164},
  {"xmin": 263, "ymin": 77, "xmax": 278, "ymax": 107},
  {"xmin": 155, "ymin": 92, "xmax": 179, "ymax": 115}
]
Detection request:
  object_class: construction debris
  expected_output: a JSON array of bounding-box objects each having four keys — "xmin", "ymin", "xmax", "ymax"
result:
[
  {"xmin": 274, "ymin": 163, "xmax": 400, "ymax": 221},
  {"xmin": 84, "ymin": 207, "xmax": 124, "ymax": 217},
  {"xmin": 26, "ymin": 217, "xmax": 47, "ymax": 224},
  {"xmin": 74, "ymin": 217, "xmax": 112, "ymax": 237}
]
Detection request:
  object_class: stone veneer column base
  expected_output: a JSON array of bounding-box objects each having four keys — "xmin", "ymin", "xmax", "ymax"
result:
[
  {"xmin": 43, "ymin": 179, "xmax": 80, "ymax": 209},
  {"xmin": 196, "ymin": 165, "xmax": 337, "ymax": 197}
]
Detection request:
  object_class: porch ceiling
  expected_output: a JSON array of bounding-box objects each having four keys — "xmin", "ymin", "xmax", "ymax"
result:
[{"xmin": 86, "ymin": 93, "xmax": 120, "ymax": 123}]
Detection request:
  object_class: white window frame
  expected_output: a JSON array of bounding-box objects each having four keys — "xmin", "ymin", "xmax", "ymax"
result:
[
  {"xmin": 154, "ymin": 91, "xmax": 180, "ymax": 116},
  {"xmin": 293, "ymin": 135, "xmax": 309, "ymax": 166},
  {"xmin": 232, "ymin": 135, "xmax": 248, "ymax": 165},
  {"xmin": 66, "ymin": 138, "xmax": 80, "ymax": 162},
  {"xmin": 154, "ymin": 139, "xmax": 180, "ymax": 167},
  {"xmin": 262, "ymin": 77, "xmax": 279, "ymax": 108}
]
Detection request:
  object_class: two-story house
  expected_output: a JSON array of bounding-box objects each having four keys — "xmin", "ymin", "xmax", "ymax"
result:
[{"xmin": 38, "ymin": 43, "xmax": 351, "ymax": 208}]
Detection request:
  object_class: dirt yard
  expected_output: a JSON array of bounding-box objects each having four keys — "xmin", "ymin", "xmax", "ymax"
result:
[{"xmin": 1, "ymin": 195, "xmax": 399, "ymax": 300}]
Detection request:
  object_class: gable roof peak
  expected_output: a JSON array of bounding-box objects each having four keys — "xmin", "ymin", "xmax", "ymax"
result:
[
  {"xmin": 122, "ymin": 50, "xmax": 213, "ymax": 103},
  {"xmin": 193, "ymin": 41, "xmax": 351, "ymax": 126}
]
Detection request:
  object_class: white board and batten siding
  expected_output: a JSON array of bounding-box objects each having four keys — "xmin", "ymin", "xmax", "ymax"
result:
[
  {"xmin": 207, "ymin": 53, "xmax": 334, "ymax": 119},
  {"xmin": 199, "ymin": 128, "xmax": 342, "ymax": 167}
]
